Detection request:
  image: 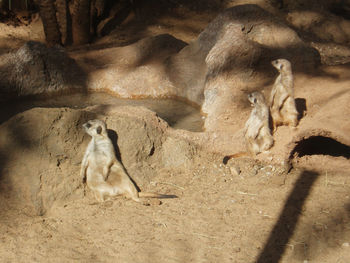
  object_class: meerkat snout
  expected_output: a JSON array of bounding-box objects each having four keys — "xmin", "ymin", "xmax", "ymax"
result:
[
  {"xmin": 271, "ymin": 59, "xmax": 281, "ymax": 70},
  {"xmin": 83, "ymin": 119, "xmax": 106, "ymax": 137},
  {"xmin": 248, "ymin": 93, "xmax": 257, "ymax": 106},
  {"xmin": 84, "ymin": 122, "xmax": 92, "ymax": 129}
]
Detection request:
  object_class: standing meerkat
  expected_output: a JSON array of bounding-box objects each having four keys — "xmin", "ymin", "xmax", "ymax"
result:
[
  {"xmin": 223, "ymin": 91, "xmax": 273, "ymax": 163},
  {"xmin": 80, "ymin": 119, "xmax": 175, "ymax": 203},
  {"xmin": 270, "ymin": 58, "xmax": 298, "ymax": 131},
  {"xmin": 244, "ymin": 91, "xmax": 274, "ymax": 155}
]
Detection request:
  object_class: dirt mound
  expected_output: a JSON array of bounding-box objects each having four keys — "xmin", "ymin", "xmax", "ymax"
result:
[
  {"xmin": 0, "ymin": 105, "xmax": 204, "ymax": 215},
  {"xmin": 0, "ymin": 108, "xmax": 91, "ymax": 215}
]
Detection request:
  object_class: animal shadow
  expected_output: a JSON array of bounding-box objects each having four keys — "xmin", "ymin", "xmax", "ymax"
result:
[
  {"xmin": 295, "ymin": 98, "xmax": 306, "ymax": 121},
  {"xmin": 107, "ymin": 129, "xmax": 122, "ymax": 163},
  {"xmin": 107, "ymin": 129, "xmax": 141, "ymax": 192}
]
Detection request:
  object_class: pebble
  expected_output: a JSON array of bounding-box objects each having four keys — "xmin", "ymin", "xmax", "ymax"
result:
[
  {"xmin": 230, "ymin": 166, "xmax": 241, "ymax": 176},
  {"xmin": 233, "ymin": 247, "xmax": 241, "ymax": 253}
]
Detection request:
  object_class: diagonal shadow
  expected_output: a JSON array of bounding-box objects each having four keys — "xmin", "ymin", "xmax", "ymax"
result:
[{"xmin": 256, "ymin": 170, "xmax": 319, "ymax": 263}]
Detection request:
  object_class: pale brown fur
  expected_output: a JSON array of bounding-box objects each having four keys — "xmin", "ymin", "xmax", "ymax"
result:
[
  {"xmin": 80, "ymin": 119, "xmax": 175, "ymax": 203},
  {"xmin": 245, "ymin": 91, "xmax": 274, "ymax": 155},
  {"xmin": 270, "ymin": 58, "xmax": 298, "ymax": 132},
  {"xmin": 223, "ymin": 92, "xmax": 273, "ymax": 163}
]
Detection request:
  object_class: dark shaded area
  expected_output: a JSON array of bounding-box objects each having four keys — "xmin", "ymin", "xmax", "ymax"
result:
[
  {"xmin": 295, "ymin": 98, "xmax": 307, "ymax": 121},
  {"xmin": 0, "ymin": 9, "xmax": 36, "ymax": 26},
  {"xmin": 291, "ymin": 136, "xmax": 350, "ymax": 159},
  {"xmin": 256, "ymin": 170, "xmax": 319, "ymax": 263},
  {"xmin": 107, "ymin": 128, "xmax": 141, "ymax": 192},
  {"xmin": 330, "ymin": 1, "xmax": 350, "ymax": 20},
  {"xmin": 107, "ymin": 129, "xmax": 122, "ymax": 163},
  {"xmin": 149, "ymin": 145, "xmax": 155, "ymax": 156},
  {"xmin": 90, "ymin": 0, "xmax": 224, "ymax": 42},
  {"xmin": 97, "ymin": 4, "xmax": 132, "ymax": 36},
  {"xmin": 222, "ymin": 156, "xmax": 230, "ymax": 165}
]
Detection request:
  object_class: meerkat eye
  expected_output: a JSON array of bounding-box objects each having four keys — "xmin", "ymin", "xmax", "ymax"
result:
[
  {"xmin": 96, "ymin": 126, "xmax": 102, "ymax": 134},
  {"xmin": 254, "ymin": 98, "xmax": 257, "ymax": 103},
  {"xmin": 280, "ymin": 64, "xmax": 284, "ymax": 70},
  {"xmin": 85, "ymin": 122, "xmax": 91, "ymax": 128}
]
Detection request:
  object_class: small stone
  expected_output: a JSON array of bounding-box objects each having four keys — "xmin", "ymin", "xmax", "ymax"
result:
[
  {"xmin": 342, "ymin": 242, "xmax": 349, "ymax": 247},
  {"xmin": 149, "ymin": 199, "xmax": 162, "ymax": 206},
  {"xmin": 313, "ymin": 224, "xmax": 323, "ymax": 231},
  {"xmin": 233, "ymin": 247, "xmax": 241, "ymax": 253},
  {"xmin": 230, "ymin": 166, "xmax": 241, "ymax": 176}
]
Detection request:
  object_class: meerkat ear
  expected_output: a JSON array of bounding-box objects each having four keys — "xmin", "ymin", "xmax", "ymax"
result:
[
  {"xmin": 254, "ymin": 98, "xmax": 257, "ymax": 103},
  {"xmin": 96, "ymin": 126, "xmax": 102, "ymax": 134}
]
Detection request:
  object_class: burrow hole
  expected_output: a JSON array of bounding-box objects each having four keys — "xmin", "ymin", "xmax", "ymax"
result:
[{"xmin": 290, "ymin": 136, "xmax": 350, "ymax": 159}]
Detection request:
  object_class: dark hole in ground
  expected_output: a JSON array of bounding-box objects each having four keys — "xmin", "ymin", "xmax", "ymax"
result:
[{"xmin": 290, "ymin": 136, "xmax": 350, "ymax": 159}]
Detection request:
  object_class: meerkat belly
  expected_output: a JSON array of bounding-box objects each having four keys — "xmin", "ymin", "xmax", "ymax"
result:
[
  {"xmin": 106, "ymin": 163, "xmax": 126, "ymax": 186},
  {"xmin": 86, "ymin": 158, "xmax": 105, "ymax": 184},
  {"xmin": 281, "ymin": 97, "xmax": 297, "ymax": 114}
]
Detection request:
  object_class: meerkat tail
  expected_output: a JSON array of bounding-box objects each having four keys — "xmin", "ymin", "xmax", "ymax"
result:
[
  {"xmin": 223, "ymin": 152, "xmax": 250, "ymax": 164},
  {"xmin": 138, "ymin": 192, "xmax": 178, "ymax": 199}
]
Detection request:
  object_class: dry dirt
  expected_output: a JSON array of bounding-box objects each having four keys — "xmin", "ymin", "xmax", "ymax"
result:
[{"xmin": 0, "ymin": 1, "xmax": 350, "ymax": 263}]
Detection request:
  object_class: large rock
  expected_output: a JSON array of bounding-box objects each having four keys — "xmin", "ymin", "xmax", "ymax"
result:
[
  {"xmin": 72, "ymin": 34, "xmax": 187, "ymax": 98},
  {"xmin": 0, "ymin": 41, "xmax": 86, "ymax": 100},
  {"xmin": 0, "ymin": 108, "xmax": 93, "ymax": 215},
  {"xmin": 170, "ymin": 4, "xmax": 320, "ymax": 131}
]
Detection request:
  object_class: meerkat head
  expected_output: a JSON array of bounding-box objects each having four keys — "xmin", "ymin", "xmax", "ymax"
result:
[
  {"xmin": 271, "ymin": 58, "xmax": 291, "ymax": 72},
  {"xmin": 248, "ymin": 91, "xmax": 266, "ymax": 107},
  {"xmin": 83, "ymin": 119, "xmax": 107, "ymax": 137}
]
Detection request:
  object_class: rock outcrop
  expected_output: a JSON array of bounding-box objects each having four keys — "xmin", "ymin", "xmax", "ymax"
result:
[{"xmin": 0, "ymin": 41, "xmax": 86, "ymax": 100}]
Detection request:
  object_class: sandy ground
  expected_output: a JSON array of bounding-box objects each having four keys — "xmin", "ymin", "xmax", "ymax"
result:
[{"xmin": 1, "ymin": 1, "xmax": 350, "ymax": 263}]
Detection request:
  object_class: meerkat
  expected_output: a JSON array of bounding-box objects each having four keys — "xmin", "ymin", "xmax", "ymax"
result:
[
  {"xmin": 223, "ymin": 92, "xmax": 273, "ymax": 164},
  {"xmin": 244, "ymin": 91, "xmax": 274, "ymax": 154},
  {"xmin": 270, "ymin": 58, "xmax": 298, "ymax": 132},
  {"xmin": 80, "ymin": 119, "xmax": 174, "ymax": 203}
]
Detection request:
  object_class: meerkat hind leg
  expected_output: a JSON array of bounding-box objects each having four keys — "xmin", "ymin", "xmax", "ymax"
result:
[
  {"xmin": 90, "ymin": 180, "xmax": 116, "ymax": 202},
  {"xmin": 94, "ymin": 190, "xmax": 106, "ymax": 202},
  {"xmin": 115, "ymin": 174, "xmax": 143, "ymax": 203},
  {"xmin": 123, "ymin": 185, "xmax": 141, "ymax": 202}
]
